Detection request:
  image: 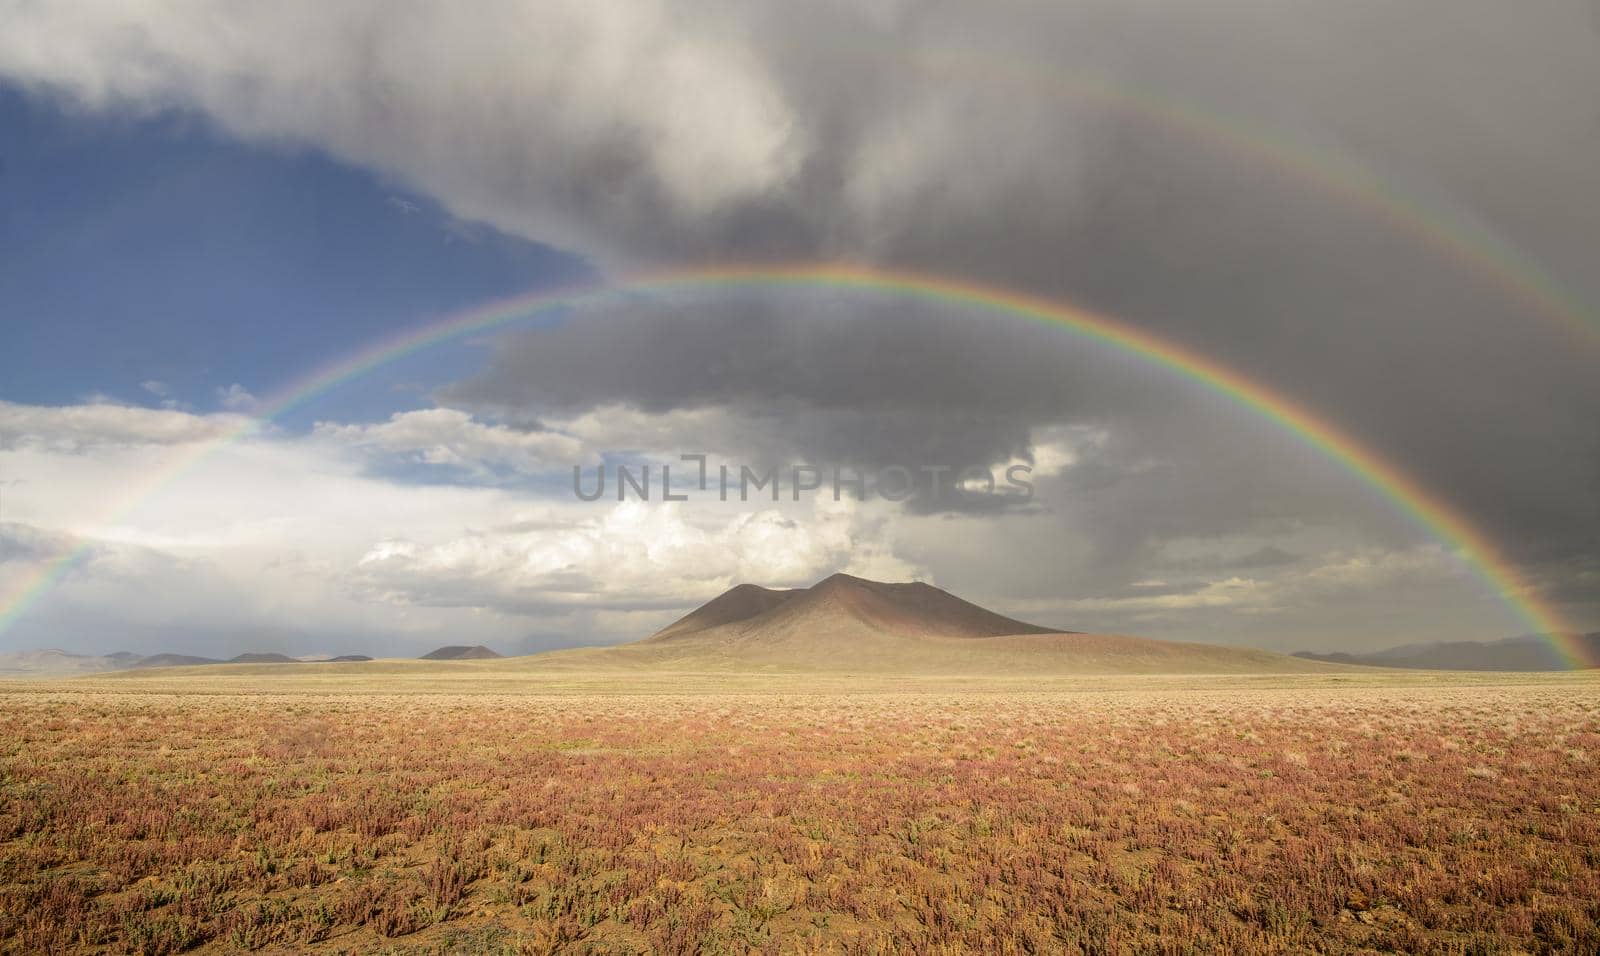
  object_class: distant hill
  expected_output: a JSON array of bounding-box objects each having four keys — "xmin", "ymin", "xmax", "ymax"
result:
[
  {"xmin": 1296, "ymin": 632, "xmax": 1600, "ymax": 671},
  {"xmin": 132, "ymin": 653, "xmax": 222, "ymax": 669},
  {"xmin": 227, "ymin": 652, "xmax": 300, "ymax": 664},
  {"xmin": 419, "ymin": 645, "xmax": 503, "ymax": 661},
  {"xmin": 594, "ymin": 573, "xmax": 1333, "ymax": 674},
  {"xmin": 0, "ymin": 648, "xmax": 381, "ymax": 676},
  {"xmin": 0, "ymin": 648, "xmax": 247, "ymax": 676}
]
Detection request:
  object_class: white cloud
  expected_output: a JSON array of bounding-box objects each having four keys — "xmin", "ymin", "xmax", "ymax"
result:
[
  {"xmin": 559, "ymin": 405, "xmax": 769, "ymax": 461},
  {"xmin": 314, "ymin": 408, "xmax": 585, "ymax": 478},
  {"xmin": 0, "ymin": 399, "xmax": 247, "ymax": 452},
  {"xmin": 1060, "ymin": 576, "xmax": 1273, "ymax": 613},
  {"xmin": 349, "ymin": 495, "xmax": 919, "ymax": 615},
  {"xmin": 999, "ymin": 424, "xmax": 1110, "ymax": 479},
  {"xmin": 216, "ymin": 384, "xmax": 259, "ymax": 412}
]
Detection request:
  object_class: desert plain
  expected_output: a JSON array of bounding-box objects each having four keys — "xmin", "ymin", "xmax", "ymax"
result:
[{"xmin": 1, "ymin": 667, "xmax": 1596, "ymax": 955}]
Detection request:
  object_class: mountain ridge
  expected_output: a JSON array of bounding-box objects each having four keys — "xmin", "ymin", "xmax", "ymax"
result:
[
  {"xmin": 647, "ymin": 573, "xmax": 1067, "ymax": 646},
  {"xmin": 607, "ymin": 573, "xmax": 1331, "ymax": 674}
]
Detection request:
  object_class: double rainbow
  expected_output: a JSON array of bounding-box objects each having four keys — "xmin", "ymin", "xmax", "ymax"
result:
[{"xmin": 0, "ymin": 264, "xmax": 1584, "ymax": 664}]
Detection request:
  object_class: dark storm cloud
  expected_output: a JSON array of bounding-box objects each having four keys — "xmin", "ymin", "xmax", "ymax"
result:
[
  {"xmin": 443, "ymin": 296, "xmax": 1066, "ymax": 472},
  {"xmin": 2, "ymin": 1, "xmax": 1594, "ymax": 627}
]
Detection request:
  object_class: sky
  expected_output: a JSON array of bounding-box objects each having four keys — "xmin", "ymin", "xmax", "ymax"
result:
[{"xmin": 0, "ymin": 1, "xmax": 1596, "ymax": 659}]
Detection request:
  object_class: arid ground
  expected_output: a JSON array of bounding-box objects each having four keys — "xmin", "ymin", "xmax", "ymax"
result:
[{"xmin": 2, "ymin": 672, "xmax": 1597, "ymax": 954}]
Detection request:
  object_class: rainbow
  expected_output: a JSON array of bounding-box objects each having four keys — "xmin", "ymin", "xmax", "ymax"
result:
[
  {"xmin": 912, "ymin": 53, "xmax": 1600, "ymax": 348},
  {"xmin": 0, "ymin": 263, "xmax": 1585, "ymax": 664}
]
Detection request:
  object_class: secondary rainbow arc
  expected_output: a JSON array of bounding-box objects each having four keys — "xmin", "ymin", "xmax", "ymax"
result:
[
  {"xmin": 0, "ymin": 263, "xmax": 1583, "ymax": 665},
  {"xmin": 909, "ymin": 53, "xmax": 1600, "ymax": 348}
]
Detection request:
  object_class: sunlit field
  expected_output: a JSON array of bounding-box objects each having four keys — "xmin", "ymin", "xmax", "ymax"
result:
[{"xmin": 3, "ymin": 674, "xmax": 1597, "ymax": 954}]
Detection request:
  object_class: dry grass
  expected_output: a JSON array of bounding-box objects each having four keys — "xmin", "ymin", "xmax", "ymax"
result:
[{"xmin": 1, "ymin": 675, "xmax": 1597, "ymax": 953}]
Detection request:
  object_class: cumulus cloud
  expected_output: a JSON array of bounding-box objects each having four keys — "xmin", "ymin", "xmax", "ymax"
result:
[
  {"xmin": 314, "ymin": 408, "xmax": 585, "ymax": 481},
  {"xmin": 0, "ymin": 399, "xmax": 247, "ymax": 452},
  {"xmin": 215, "ymin": 384, "xmax": 259, "ymax": 412},
  {"xmin": 349, "ymin": 496, "xmax": 919, "ymax": 617}
]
